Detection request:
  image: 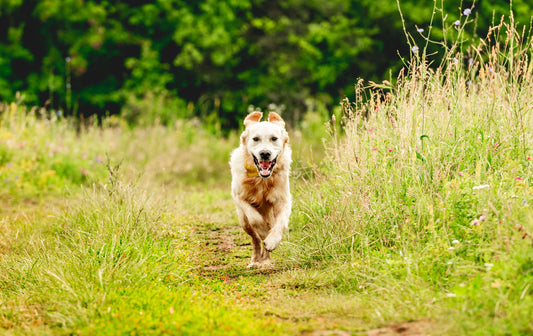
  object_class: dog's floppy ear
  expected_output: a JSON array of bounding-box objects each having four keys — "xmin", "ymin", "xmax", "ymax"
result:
[
  {"xmin": 243, "ymin": 112, "xmax": 263, "ymax": 128},
  {"xmin": 268, "ymin": 112, "xmax": 285, "ymax": 129}
]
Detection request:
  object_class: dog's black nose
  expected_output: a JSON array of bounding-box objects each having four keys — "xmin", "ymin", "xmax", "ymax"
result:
[{"xmin": 259, "ymin": 151, "xmax": 271, "ymax": 160}]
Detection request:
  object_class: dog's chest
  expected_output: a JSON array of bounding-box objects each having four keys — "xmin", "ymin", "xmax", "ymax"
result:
[{"xmin": 241, "ymin": 175, "xmax": 278, "ymax": 207}]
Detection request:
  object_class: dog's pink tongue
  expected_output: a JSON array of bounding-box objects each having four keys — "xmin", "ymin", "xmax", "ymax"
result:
[{"xmin": 259, "ymin": 160, "xmax": 272, "ymax": 175}]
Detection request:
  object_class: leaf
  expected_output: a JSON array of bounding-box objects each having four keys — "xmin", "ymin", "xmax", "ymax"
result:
[
  {"xmin": 420, "ymin": 134, "xmax": 429, "ymax": 141},
  {"xmin": 416, "ymin": 151, "xmax": 426, "ymax": 162}
]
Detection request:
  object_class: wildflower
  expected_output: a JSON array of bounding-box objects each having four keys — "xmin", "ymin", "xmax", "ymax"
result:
[
  {"xmin": 372, "ymin": 147, "xmax": 378, "ymax": 151},
  {"xmin": 388, "ymin": 149, "xmax": 393, "ymax": 153},
  {"xmin": 446, "ymin": 292, "xmax": 457, "ymax": 297},
  {"xmin": 458, "ymin": 171, "xmax": 463, "ymax": 176},
  {"xmin": 57, "ymin": 110, "xmax": 63, "ymax": 117},
  {"xmin": 527, "ymin": 156, "xmax": 531, "ymax": 160},
  {"xmin": 452, "ymin": 239, "xmax": 460, "ymax": 244},
  {"xmin": 471, "ymin": 218, "xmax": 480, "ymax": 225},
  {"xmin": 411, "ymin": 45, "xmax": 419, "ymax": 53},
  {"xmin": 369, "ymin": 127, "xmax": 374, "ymax": 132},
  {"xmin": 469, "ymin": 58, "xmax": 474, "ymax": 66},
  {"xmin": 479, "ymin": 215, "xmax": 487, "ymax": 221},
  {"xmin": 454, "ymin": 20, "xmax": 460, "ymax": 26},
  {"xmin": 484, "ymin": 263, "xmax": 494, "ymax": 269},
  {"xmin": 463, "ymin": 8, "xmax": 471, "ymax": 15},
  {"xmin": 473, "ymin": 184, "xmax": 490, "ymax": 190},
  {"xmin": 453, "ymin": 58, "xmax": 458, "ymax": 64},
  {"xmin": 66, "ymin": 57, "xmax": 71, "ymax": 62},
  {"xmin": 95, "ymin": 156, "xmax": 103, "ymax": 163},
  {"xmin": 79, "ymin": 167, "xmax": 88, "ymax": 176},
  {"xmin": 516, "ymin": 176, "xmax": 523, "ymax": 181},
  {"xmin": 417, "ymin": 28, "xmax": 424, "ymax": 33},
  {"xmin": 466, "ymin": 80, "xmax": 471, "ymax": 86},
  {"xmin": 489, "ymin": 67, "xmax": 494, "ymax": 72}
]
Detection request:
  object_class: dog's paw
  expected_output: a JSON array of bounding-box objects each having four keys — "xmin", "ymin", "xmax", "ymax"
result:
[
  {"xmin": 263, "ymin": 234, "xmax": 282, "ymax": 252},
  {"xmin": 246, "ymin": 261, "xmax": 261, "ymax": 269},
  {"xmin": 246, "ymin": 260, "xmax": 272, "ymax": 269}
]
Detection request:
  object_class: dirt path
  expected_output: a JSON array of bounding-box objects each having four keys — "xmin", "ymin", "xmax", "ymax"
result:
[{"xmin": 173, "ymin": 188, "xmax": 434, "ymax": 336}]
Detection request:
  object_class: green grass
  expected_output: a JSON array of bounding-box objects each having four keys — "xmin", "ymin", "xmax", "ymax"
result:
[{"xmin": 2, "ymin": 14, "xmax": 533, "ymax": 336}]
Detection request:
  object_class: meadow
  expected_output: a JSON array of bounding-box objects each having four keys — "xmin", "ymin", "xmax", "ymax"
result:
[{"xmin": 1, "ymin": 16, "xmax": 533, "ymax": 336}]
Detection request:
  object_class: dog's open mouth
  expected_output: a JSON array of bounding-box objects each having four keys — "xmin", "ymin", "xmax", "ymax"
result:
[{"xmin": 253, "ymin": 156, "xmax": 277, "ymax": 177}]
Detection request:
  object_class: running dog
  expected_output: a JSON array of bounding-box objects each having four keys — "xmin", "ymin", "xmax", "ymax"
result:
[{"xmin": 230, "ymin": 111, "xmax": 292, "ymax": 268}]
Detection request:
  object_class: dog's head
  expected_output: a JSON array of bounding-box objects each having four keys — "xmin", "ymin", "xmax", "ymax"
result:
[{"xmin": 241, "ymin": 111, "xmax": 288, "ymax": 178}]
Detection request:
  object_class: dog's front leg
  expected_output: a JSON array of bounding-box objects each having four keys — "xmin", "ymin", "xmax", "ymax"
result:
[
  {"xmin": 234, "ymin": 197, "xmax": 263, "ymax": 227},
  {"xmin": 263, "ymin": 202, "xmax": 291, "ymax": 252}
]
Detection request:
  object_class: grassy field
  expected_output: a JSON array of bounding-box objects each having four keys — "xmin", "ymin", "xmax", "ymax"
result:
[{"xmin": 2, "ymin": 18, "xmax": 533, "ymax": 336}]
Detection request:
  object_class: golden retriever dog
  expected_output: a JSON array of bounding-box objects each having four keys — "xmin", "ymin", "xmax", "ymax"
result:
[{"xmin": 230, "ymin": 111, "xmax": 292, "ymax": 268}]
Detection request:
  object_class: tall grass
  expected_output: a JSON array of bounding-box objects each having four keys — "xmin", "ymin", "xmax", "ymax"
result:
[
  {"xmin": 0, "ymin": 103, "xmax": 107, "ymax": 198},
  {"xmin": 0, "ymin": 114, "xmax": 288, "ymax": 334},
  {"xmin": 0, "ymin": 94, "xmax": 325, "ymax": 335},
  {"xmin": 286, "ymin": 13, "xmax": 533, "ymax": 334}
]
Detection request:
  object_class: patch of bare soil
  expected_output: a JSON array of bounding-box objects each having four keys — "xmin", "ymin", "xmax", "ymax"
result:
[
  {"xmin": 365, "ymin": 321, "xmax": 431, "ymax": 336},
  {"xmin": 302, "ymin": 329, "xmax": 352, "ymax": 336},
  {"xmin": 195, "ymin": 225, "xmax": 242, "ymax": 273},
  {"xmin": 197, "ymin": 226, "xmax": 239, "ymax": 252},
  {"xmin": 301, "ymin": 321, "xmax": 431, "ymax": 336}
]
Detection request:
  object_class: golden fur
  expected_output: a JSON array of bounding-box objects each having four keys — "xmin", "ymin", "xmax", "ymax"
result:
[{"xmin": 230, "ymin": 112, "xmax": 292, "ymax": 268}]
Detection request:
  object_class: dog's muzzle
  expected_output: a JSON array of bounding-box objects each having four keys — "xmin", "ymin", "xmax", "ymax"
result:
[{"xmin": 253, "ymin": 154, "xmax": 277, "ymax": 178}]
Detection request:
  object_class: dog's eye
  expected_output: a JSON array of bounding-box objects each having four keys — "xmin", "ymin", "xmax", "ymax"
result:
[
  {"xmin": 252, "ymin": 137, "xmax": 259, "ymax": 142},
  {"xmin": 271, "ymin": 137, "xmax": 278, "ymax": 141}
]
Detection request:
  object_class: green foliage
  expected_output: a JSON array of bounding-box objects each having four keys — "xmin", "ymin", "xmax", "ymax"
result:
[{"xmin": 1, "ymin": 0, "xmax": 532, "ymax": 126}]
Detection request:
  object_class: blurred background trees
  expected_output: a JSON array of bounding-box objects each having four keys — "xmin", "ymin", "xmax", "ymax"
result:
[{"xmin": 1, "ymin": 0, "xmax": 531, "ymax": 127}]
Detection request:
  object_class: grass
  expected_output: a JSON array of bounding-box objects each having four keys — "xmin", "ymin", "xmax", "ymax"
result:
[{"xmin": 2, "ymin": 10, "xmax": 533, "ymax": 336}]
